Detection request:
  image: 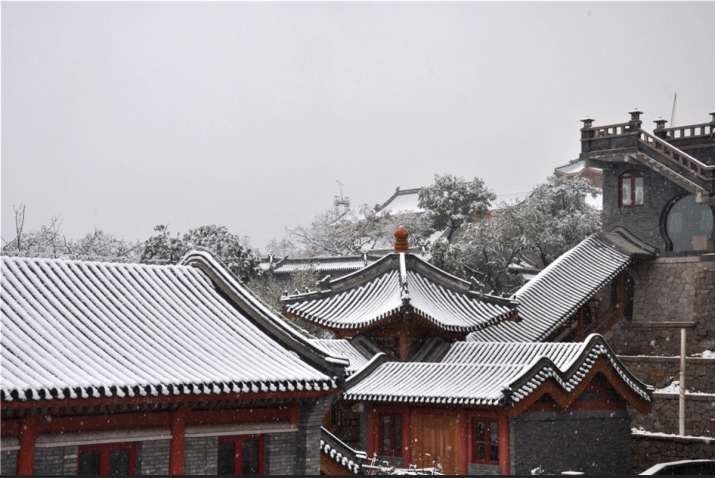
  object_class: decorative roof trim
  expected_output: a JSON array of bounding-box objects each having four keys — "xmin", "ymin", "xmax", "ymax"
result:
[
  {"xmin": 504, "ymin": 334, "xmax": 652, "ymax": 412},
  {"xmin": 320, "ymin": 427, "xmax": 366, "ymax": 474}
]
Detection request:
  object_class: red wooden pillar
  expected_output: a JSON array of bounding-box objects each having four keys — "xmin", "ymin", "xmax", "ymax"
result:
[
  {"xmin": 367, "ymin": 407, "xmax": 377, "ymax": 458},
  {"xmin": 498, "ymin": 414, "xmax": 510, "ymax": 475},
  {"xmin": 169, "ymin": 408, "xmax": 186, "ymax": 475},
  {"xmin": 17, "ymin": 416, "xmax": 38, "ymax": 475},
  {"xmin": 401, "ymin": 410, "xmax": 410, "ymax": 467}
]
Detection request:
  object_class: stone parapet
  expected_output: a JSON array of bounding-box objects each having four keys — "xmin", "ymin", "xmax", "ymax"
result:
[{"xmin": 631, "ymin": 431, "xmax": 714, "ymax": 474}]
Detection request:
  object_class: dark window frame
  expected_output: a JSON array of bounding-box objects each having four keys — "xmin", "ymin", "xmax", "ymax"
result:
[
  {"xmin": 218, "ymin": 434, "xmax": 265, "ymax": 475},
  {"xmin": 78, "ymin": 442, "xmax": 137, "ymax": 476},
  {"xmin": 619, "ymin": 171, "xmax": 644, "ymax": 208},
  {"xmin": 470, "ymin": 418, "xmax": 499, "ymax": 465},
  {"xmin": 378, "ymin": 412, "xmax": 403, "ymax": 457}
]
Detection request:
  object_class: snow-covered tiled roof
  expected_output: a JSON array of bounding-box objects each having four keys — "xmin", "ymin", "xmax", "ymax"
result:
[
  {"xmin": 282, "ymin": 253, "xmax": 517, "ymax": 333},
  {"xmin": 309, "ymin": 339, "xmax": 372, "ymax": 375},
  {"xmin": 259, "ymin": 255, "xmax": 378, "ymax": 275},
  {"xmin": 344, "ymin": 334, "xmax": 651, "ymax": 407},
  {"xmin": 469, "ymin": 232, "xmax": 650, "ymax": 342},
  {"xmin": 1, "ymin": 252, "xmax": 344, "ymax": 402}
]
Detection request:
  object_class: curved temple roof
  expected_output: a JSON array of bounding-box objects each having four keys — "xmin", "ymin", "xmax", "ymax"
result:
[
  {"xmin": 309, "ymin": 339, "xmax": 372, "ymax": 375},
  {"xmin": 469, "ymin": 231, "xmax": 654, "ymax": 342},
  {"xmin": 282, "ymin": 252, "xmax": 517, "ymax": 333},
  {"xmin": 343, "ymin": 334, "xmax": 651, "ymax": 410},
  {"xmin": 1, "ymin": 252, "xmax": 347, "ymax": 403}
]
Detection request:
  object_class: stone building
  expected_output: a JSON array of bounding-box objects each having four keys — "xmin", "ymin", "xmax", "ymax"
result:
[{"xmin": 0, "ymin": 251, "xmax": 347, "ymax": 476}]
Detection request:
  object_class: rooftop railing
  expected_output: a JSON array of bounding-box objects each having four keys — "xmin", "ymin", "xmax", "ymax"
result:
[
  {"xmin": 637, "ymin": 130, "xmax": 714, "ymax": 182},
  {"xmin": 660, "ymin": 123, "xmax": 714, "ymax": 140}
]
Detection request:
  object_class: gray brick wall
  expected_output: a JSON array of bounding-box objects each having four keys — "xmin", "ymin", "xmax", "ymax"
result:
[
  {"xmin": 139, "ymin": 439, "xmax": 170, "ymax": 475},
  {"xmin": 184, "ymin": 436, "xmax": 218, "ymax": 475},
  {"xmin": 265, "ymin": 432, "xmax": 298, "ymax": 474},
  {"xmin": 1, "ymin": 450, "xmax": 17, "ymax": 475},
  {"xmin": 32, "ymin": 446, "xmax": 77, "ymax": 475},
  {"xmin": 599, "ymin": 162, "xmax": 688, "ymax": 252},
  {"xmin": 295, "ymin": 397, "xmax": 334, "ymax": 475},
  {"xmin": 509, "ymin": 409, "xmax": 632, "ymax": 475}
]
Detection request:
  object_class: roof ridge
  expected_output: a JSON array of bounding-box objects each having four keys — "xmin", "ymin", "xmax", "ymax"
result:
[{"xmin": 0, "ymin": 254, "xmax": 183, "ymax": 270}]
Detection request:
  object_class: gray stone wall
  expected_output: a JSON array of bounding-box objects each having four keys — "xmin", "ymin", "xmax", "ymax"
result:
[
  {"xmin": 604, "ymin": 256, "xmax": 715, "ymax": 356},
  {"xmin": 631, "ymin": 393, "xmax": 715, "ymax": 437},
  {"xmin": 295, "ymin": 397, "xmax": 334, "ymax": 475},
  {"xmin": 32, "ymin": 446, "xmax": 77, "ymax": 475},
  {"xmin": 509, "ymin": 409, "xmax": 632, "ymax": 475},
  {"xmin": 619, "ymin": 355, "xmax": 715, "ymax": 392},
  {"xmin": 265, "ymin": 432, "xmax": 298, "ymax": 474},
  {"xmin": 631, "ymin": 432, "xmax": 715, "ymax": 474},
  {"xmin": 1, "ymin": 450, "xmax": 17, "ymax": 475},
  {"xmin": 600, "ymin": 162, "xmax": 687, "ymax": 252},
  {"xmin": 138, "ymin": 439, "xmax": 170, "ymax": 475},
  {"xmin": 183, "ymin": 436, "xmax": 218, "ymax": 475}
]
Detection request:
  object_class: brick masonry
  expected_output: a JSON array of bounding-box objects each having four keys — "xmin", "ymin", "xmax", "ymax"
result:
[
  {"xmin": 139, "ymin": 439, "xmax": 170, "ymax": 475},
  {"xmin": 184, "ymin": 436, "xmax": 218, "ymax": 475},
  {"xmin": 265, "ymin": 432, "xmax": 298, "ymax": 475},
  {"xmin": 631, "ymin": 393, "xmax": 715, "ymax": 437},
  {"xmin": 604, "ymin": 255, "xmax": 715, "ymax": 356},
  {"xmin": 631, "ymin": 432, "xmax": 715, "ymax": 474},
  {"xmin": 1, "ymin": 450, "xmax": 17, "ymax": 475},
  {"xmin": 295, "ymin": 397, "xmax": 334, "ymax": 475},
  {"xmin": 509, "ymin": 409, "xmax": 632, "ymax": 475},
  {"xmin": 32, "ymin": 446, "xmax": 77, "ymax": 475}
]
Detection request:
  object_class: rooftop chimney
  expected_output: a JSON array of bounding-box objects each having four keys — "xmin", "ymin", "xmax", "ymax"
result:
[{"xmin": 394, "ymin": 225, "xmax": 409, "ymax": 253}]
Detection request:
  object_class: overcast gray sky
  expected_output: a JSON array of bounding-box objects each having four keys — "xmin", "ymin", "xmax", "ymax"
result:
[{"xmin": 3, "ymin": 2, "xmax": 714, "ymax": 249}]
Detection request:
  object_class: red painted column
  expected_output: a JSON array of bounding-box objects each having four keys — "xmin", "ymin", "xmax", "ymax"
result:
[
  {"xmin": 498, "ymin": 414, "xmax": 510, "ymax": 475},
  {"xmin": 17, "ymin": 416, "xmax": 38, "ymax": 475},
  {"xmin": 401, "ymin": 410, "xmax": 411, "ymax": 466},
  {"xmin": 169, "ymin": 409, "xmax": 186, "ymax": 475}
]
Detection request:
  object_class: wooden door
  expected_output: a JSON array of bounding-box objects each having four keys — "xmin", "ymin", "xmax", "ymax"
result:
[{"xmin": 410, "ymin": 411, "xmax": 463, "ymax": 474}]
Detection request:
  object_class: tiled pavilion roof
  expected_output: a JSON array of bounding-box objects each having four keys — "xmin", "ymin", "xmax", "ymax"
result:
[
  {"xmin": 343, "ymin": 334, "xmax": 652, "ymax": 409},
  {"xmin": 1, "ymin": 251, "xmax": 347, "ymax": 402},
  {"xmin": 282, "ymin": 252, "xmax": 517, "ymax": 333}
]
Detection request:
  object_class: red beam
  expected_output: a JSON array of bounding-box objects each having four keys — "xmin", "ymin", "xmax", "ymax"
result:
[
  {"xmin": 2, "ymin": 406, "xmax": 297, "ymax": 437},
  {"xmin": 1, "ymin": 389, "xmax": 327, "ymax": 410},
  {"xmin": 17, "ymin": 416, "xmax": 38, "ymax": 475},
  {"xmin": 169, "ymin": 409, "xmax": 186, "ymax": 475}
]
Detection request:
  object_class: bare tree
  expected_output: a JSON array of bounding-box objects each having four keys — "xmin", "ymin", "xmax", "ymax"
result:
[{"xmin": 13, "ymin": 204, "xmax": 26, "ymax": 251}]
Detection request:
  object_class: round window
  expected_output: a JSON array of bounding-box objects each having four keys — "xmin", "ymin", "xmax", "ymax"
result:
[{"xmin": 665, "ymin": 195, "xmax": 714, "ymax": 252}]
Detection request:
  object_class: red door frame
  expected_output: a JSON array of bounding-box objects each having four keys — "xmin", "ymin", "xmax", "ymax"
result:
[
  {"xmin": 78, "ymin": 442, "xmax": 137, "ymax": 476},
  {"xmin": 218, "ymin": 435, "xmax": 265, "ymax": 475},
  {"xmin": 367, "ymin": 406, "xmax": 411, "ymax": 466}
]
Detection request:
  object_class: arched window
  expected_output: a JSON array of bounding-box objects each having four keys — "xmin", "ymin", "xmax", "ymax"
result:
[
  {"xmin": 619, "ymin": 171, "xmax": 644, "ymax": 207},
  {"xmin": 665, "ymin": 195, "xmax": 714, "ymax": 252}
]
